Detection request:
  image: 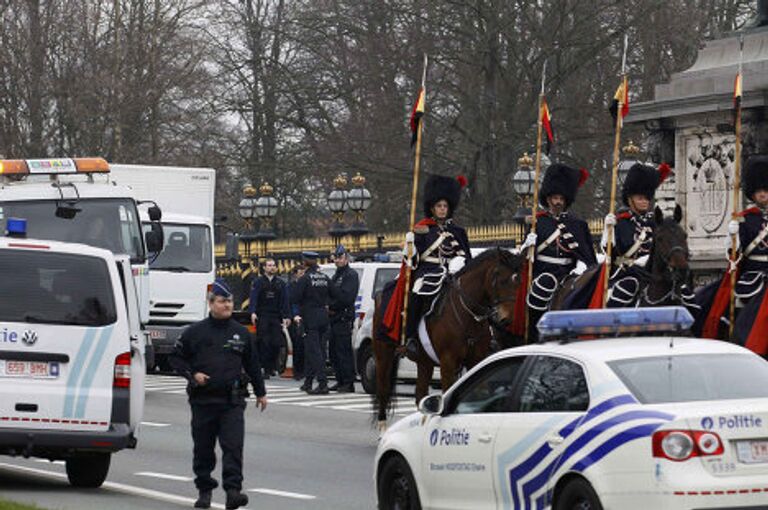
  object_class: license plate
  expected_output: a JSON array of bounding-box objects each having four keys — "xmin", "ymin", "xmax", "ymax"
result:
[
  {"xmin": 149, "ymin": 329, "xmax": 167, "ymax": 340},
  {"xmin": 0, "ymin": 360, "xmax": 59, "ymax": 379},
  {"xmin": 736, "ymin": 439, "xmax": 768, "ymax": 464}
]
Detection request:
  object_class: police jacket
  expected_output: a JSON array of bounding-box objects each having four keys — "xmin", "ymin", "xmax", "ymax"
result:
[
  {"xmin": 614, "ymin": 210, "xmax": 654, "ymax": 262},
  {"xmin": 169, "ymin": 315, "xmax": 266, "ymax": 404},
  {"xmin": 413, "ymin": 218, "xmax": 472, "ymax": 279},
  {"xmin": 248, "ymin": 275, "xmax": 290, "ymax": 319},
  {"xmin": 329, "ymin": 264, "xmax": 360, "ymax": 322},
  {"xmin": 533, "ymin": 211, "xmax": 597, "ymax": 277},
  {"xmin": 291, "ymin": 266, "xmax": 331, "ymax": 327}
]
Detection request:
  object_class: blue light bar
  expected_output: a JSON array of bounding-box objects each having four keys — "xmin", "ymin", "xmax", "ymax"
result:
[{"xmin": 537, "ymin": 306, "xmax": 695, "ymax": 339}]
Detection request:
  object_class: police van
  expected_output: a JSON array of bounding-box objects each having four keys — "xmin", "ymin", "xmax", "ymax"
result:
[{"xmin": 0, "ymin": 223, "xmax": 145, "ymax": 488}]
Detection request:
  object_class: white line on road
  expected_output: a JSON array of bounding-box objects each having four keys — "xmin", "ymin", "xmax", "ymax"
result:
[
  {"xmin": 295, "ymin": 396, "xmax": 372, "ymax": 406},
  {"xmin": 135, "ymin": 471, "xmax": 193, "ymax": 482},
  {"xmin": 248, "ymin": 487, "xmax": 316, "ymax": 500},
  {"xmin": 0, "ymin": 462, "xmax": 245, "ymax": 510},
  {"xmin": 141, "ymin": 421, "xmax": 171, "ymax": 427},
  {"xmin": 32, "ymin": 459, "xmax": 64, "ymax": 465}
]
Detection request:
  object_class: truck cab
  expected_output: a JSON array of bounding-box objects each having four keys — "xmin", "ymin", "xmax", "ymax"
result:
[{"xmin": 0, "ymin": 232, "xmax": 145, "ymax": 488}]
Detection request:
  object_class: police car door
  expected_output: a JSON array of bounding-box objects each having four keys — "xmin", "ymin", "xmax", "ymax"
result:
[
  {"xmin": 421, "ymin": 356, "xmax": 527, "ymax": 510},
  {"xmin": 493, "ymin": 355, "xmax": 590, "ymax": 510}
]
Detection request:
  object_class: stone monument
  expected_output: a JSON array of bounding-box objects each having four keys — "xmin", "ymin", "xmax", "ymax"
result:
[{"xmin": 627, "ymin": 1, "xmax": 768, "ymax": 282}]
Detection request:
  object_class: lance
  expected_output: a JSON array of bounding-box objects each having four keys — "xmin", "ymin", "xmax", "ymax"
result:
[
  {"xmin": 400, "ymin": 54, "xmax": 428, "ymax": 345},
  {"xmin": 729, "ymin": 36, "xmax": 745, "ymax": 339},
  {"xmin": 524, "ymin": 60, "xmax": 547, "ymax": 344},
  {"xmin": 602, "ymin": 34, "xmax": 629, "ymax": 307}
]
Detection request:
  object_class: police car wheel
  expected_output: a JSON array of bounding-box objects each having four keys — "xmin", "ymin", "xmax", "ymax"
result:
[
  {"xmin": 65, "ymin": 453, "xmax": 111, "ymax": 488},
  {"xmin": 359, "ymin": 344, "xmax": 376, "ymax": 395},
  {"xmin": 555, "ymin": 478, "xmax": 602, "ymax": 510},
  {"xmin": 378, "ymin": 455, "xmax": 421, "ymax": 510}
]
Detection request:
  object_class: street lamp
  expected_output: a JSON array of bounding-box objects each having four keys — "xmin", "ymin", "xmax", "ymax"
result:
[
  {"xmin": 253, "ymin": 182, "xmax": 278, "ymax": 257},
  {"xmin": 238, "ymin": 183, "xmax": 259, "ymax": 259},
  {"xmin": 327, "ymin": 174, "xmax": 348, "ymax": 245},
  {"xmin": 512, "ymin": 152, "xmax": 535, "ymax": 224},
  {"xmin": 346, "ymin": 172, "xmax": 372, "ymax": 252},
  {"xmin": 618, "ymin": 140, "xmax": 641, "ymax": 189}
]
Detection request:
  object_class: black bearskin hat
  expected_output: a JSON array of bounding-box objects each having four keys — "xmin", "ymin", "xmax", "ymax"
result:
[
  {"xmin": 621, "ymin": 162, "xmax": 672, "ymax": 206},
  {"xmin": 423, "ymin": 174, "xmax": 467, "ymax": 218},
  {"xmin": 743, "ymin": 155, "xmax": 768, "ymax": 201},
  {"xmin": 539, "ymin": 164, "xmax": 588, "ymax": 208}
]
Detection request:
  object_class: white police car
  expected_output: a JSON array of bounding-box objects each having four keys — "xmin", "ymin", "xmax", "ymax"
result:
[{"xmin": 375, "ymin": 307, "xmax": 768, "ymax": 510}]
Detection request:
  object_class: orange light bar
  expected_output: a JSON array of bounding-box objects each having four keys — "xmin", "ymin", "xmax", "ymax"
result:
[
  {"xmin": 0, "ymin": 160, "xmax": 29, "ymax": 175},
  {"xmin": 74, "ymin": 157, "xmax": 110, "ymax": 173}
]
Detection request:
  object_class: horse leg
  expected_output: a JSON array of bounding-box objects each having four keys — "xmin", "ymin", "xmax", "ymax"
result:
[
  {"xmin": 439, "ymin": 355, "xmax": 459, "ymax": 393},
  {"xmin": 414, "ymin": 361, "xmax": 435, "ymax": 406},
  {"xmin": 373, "ymin": 338, "xmax": 394, "ymax": 431}
]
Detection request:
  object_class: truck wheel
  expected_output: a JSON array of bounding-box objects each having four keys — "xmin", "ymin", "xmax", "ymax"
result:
[
  {"xmin": 66, "ymin": 453, "xmax": 111, "ymax": 488},
  {"xmin": 359, "ymin": 343, "xmax": 376, "ymax": 395},
  {"xmin": 555, "ymin": 478, "xmax": 603, "ymax": 510},
  {"xmin": 377, "ymin": 455, "xmax": 421, "ymax": 510}
]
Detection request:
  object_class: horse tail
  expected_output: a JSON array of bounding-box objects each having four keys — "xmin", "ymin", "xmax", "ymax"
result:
[{"xmin": 371, "ymin": 290, "xmax": 401, "ymax": 427}]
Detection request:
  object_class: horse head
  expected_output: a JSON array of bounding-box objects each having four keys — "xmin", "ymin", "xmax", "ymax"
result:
[{"xmin": 649, "ymin": 204, "xmax": 691, "ymax": 301}]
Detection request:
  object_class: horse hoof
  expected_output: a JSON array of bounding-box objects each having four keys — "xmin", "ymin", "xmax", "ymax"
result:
[{"xmin": 378, "ymin": 420, "xmax": 388, "ymax": 434}]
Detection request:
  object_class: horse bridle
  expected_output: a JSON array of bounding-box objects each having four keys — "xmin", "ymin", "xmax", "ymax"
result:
[{"xmin": 450, "ymin": 266, "xmax": 516, "ymax": 329}]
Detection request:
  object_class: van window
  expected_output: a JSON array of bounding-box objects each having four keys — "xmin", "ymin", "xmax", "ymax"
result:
[
  {"xmin": 0, "ymin": 250, "xmax": 117, "ymax": 326},
  {"xmin": 373, "ymin": 268, "xmax": 399, "ymax": 297}
]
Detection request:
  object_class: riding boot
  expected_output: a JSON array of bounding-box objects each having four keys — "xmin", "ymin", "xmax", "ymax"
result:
[{"xmin": 405, "ymin": 294, "xmax": 423, "ymax": 357}]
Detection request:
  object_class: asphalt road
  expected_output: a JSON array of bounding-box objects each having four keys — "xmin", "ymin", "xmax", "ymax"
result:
[{"xmin": 0, "ymin": 375, "xmax": 420, "ymax": 510}]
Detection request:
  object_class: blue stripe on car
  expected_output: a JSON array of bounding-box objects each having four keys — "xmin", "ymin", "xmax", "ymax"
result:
[
  {"xmin": 571, "ymin": 422, "xmax": 667, "ymax": 472},
  {"xmin": 63, "ymin": 328, "xmax": 97, "ymax": 417},
  {"xmin": 74, "ymin": 325, "xmax": 114, "ymax": 418}
]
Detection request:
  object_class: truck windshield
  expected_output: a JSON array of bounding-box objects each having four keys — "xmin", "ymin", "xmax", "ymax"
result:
[
  {"xmin": 0, "ymin": 250, "xmax": 117, "ymax": 327},
  {"xmin": 1, "ymin": 198, "xmax": 145, "ymax": 263},
  {"xmin": 144, "ymin": 222, "xmax": 212, "ymax": 273},
  {"xmin": 608, "ymin": 353, "xmax": 768, "ymax": 404}
]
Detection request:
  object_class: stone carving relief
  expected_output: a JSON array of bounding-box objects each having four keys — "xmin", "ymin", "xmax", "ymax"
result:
[{"xmin": 685, "ymin": 133, "xmax": 734, "ymax": 236}]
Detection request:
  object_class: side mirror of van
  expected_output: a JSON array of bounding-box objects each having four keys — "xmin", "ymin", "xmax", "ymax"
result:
[
  {"xmin": 145, "ymin": 223, "xmax": 164, "ymax": 253},
  {"xmin": 148, "ymin": 205, "xmax": 162, "ymax": 222}
]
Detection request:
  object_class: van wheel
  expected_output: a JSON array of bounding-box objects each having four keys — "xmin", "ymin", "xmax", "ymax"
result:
[
  {"xmin": 378, "ymin": 455, "xmax": 421, "ymax": 510},
  {"xmin": 555, "ymin": 478, "xmax": 603, "ymax": 510},
  {"xmin": 359, "ymin": 344, "xmax": 376, "ymax": 395},
  {"xmin": 66, "ymin": 453, "xmax": 111, "ymax": 488}
]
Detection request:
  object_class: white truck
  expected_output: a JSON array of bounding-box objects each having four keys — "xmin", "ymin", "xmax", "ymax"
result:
[{"xmin": 109, "ymin": 164, "xmax": 216, "ymax": 371}]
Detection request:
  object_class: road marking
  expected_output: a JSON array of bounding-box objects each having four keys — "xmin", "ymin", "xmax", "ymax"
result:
[
  {"xmin": 0, "ymin": 462, "xmax": 243, "ymax": 510},
  {"xmin": 296, "ymin": 396, "xmax": 372, "ymax": 406},
  {"xmin": 141, "ymin": 421, "xmax": 171, "ymax": 427},
  {"xmin": 32, "ymin": 459, "xmax": 64, "ymax": 465},
  {"xmin": 248, "ymin": 487, "xmax": 316, "ymax": 500},
  {"xmin": 135, "ymin": 471, "xmax": 193, "ymax": 482}
]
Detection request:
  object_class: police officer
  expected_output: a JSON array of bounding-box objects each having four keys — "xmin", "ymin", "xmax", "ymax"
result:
[
  {"xmin": 249, "ymin": 258, "xmax": 291, "ymax": 379},
  {"xmin": 169, "ymin": 279, "xmax": 267, "ymax": 510},
  {"xmin": 328, "ymin": 244, "xmax": 360, "ymax": 392},
  {"xmin": 404, "ymin": 174, "xmax": 471, "ymax": 357},
  {"xmin": 523, "ymin": 164, "xmax": 596, "ymax": 338},
  {"xmin": 602, "ymin": 163, "xmax": 671, "ymax": 307},
  {"xmin": 291, "ymin": 251, "xmax": 332, "ymax": 394}
]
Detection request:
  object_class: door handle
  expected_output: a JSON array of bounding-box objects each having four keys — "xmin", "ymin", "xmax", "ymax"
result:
[
  {"xmin": 477, "ymin": 433, "xmax": 493, "ymax": 444},
  {"xmin": 546, "ymin": 434, "xmax": 564, "ymax": 446}
]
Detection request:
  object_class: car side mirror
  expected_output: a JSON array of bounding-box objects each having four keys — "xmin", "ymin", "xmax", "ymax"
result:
[
  {"xmin": 148, "ymin": 205, "xmax": 162, "ymax": 222},
  {"xmin": 145, "ymin": 223, "xmax": 164, "ymax": 253},
  {"xmin": 418, "ymin": 394, "xmax": 443, "ymax": 416}
]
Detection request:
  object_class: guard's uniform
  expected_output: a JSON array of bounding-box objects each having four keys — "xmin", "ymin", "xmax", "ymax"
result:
[
  {"xmin": 291, "ymin": 255, "xmax": 331, "ymax": 390},
  {"xmin": 169, "ymin": 311, "xmax": 265, "ymax": 495},
  {"xmin": 248, "ymin": 274, "xmax": 290, "ymax": 376},
  {"xmin": 606, "ymin": 209, "xmax": 654, "ymax": 307},
  {"xmin": 733, "ymin": 205, "xmax": 768, "ymax": 354},
  {"xmin": 328, "ymin": 247, "xmax": 360, "ymax": 389}
]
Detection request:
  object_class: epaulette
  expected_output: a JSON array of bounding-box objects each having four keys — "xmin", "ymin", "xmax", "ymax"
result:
[
  {"xmin": 536, "ymin": 210, "xmax": 549, "ymax": 218},
  {"xmin": 617, "ymin": 211, "xmax": 632, "ymax": 220},
  {"xmin": 738, "ymin": 206, "xmax": 761, "ymax": 217},
  {"xmin": 413, "ymin": 224, "xmax": 429, "ymax": 234}
]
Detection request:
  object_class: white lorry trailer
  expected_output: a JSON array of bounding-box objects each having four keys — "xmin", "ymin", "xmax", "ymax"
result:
[{"xmin": 109, "ymin": 164, "xmax": 216, "ymax": 370}]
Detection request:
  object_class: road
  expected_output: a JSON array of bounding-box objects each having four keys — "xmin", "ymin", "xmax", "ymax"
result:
[{"xmin": 0, "ymin": 375, "xmax": 419, "ymax": 510}]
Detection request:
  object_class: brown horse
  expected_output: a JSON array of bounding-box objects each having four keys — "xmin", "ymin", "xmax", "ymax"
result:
[{"xmin": 372, "ymin": 248, "xmax": 525, "ymax": 429}]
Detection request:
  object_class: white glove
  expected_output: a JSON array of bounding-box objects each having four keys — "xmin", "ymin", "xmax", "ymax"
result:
[
  {"xmin": 604, "ymin": 213, "xmax": 617, "ymax": 227},
  {"xmin": 727, "ymin": 219, "xmax": 740, "ymax": 236},
  {"xmin": 521, "ymin": 232, "xmax": 537, "ymax": 250},
  {"xmin": 634, "ymin": 254, "xmax": 649, "ymax": 268},
  {"xmin": 725, "ymin": 233, "xmax": 740, "ymax": 253},
  {"xmin": 571, "ymin": 260, "xmax": 588, "ymax": 276},
  {"xmin": 402, "ymin": 231, "xmax": 415, "ymax": 257}
]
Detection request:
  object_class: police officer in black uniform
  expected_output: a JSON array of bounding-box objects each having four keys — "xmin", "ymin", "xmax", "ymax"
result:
[
  {"xmin": 291, "ymin": 251, "xmax": 332, "ymax": 394},
  {"xmin": 170, "ymin": 279, "xmax": 267, "ymax": 510},
  {"xmin": 328, "ymin": 244, "xmax": 360, "ymax": 392},
  {"xmin": 602, "ymin": 163, "xmax": 671, "ymax": 307},
  {"xmin": 524, "ymin": 164, "xmax": 596, "ymax": 339},
  {"xmin": 249, "ymin": 258, "xmax": 291, "ymax": 379}
]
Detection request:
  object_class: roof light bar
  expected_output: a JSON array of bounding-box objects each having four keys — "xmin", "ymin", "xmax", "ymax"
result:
[
  {"xmin": 537, "ymin": 306, "xmax": 695, "ymax": 339},
  {"xmin": 0, "ymin": 158, "xmax": 109, "ymax": 176}
]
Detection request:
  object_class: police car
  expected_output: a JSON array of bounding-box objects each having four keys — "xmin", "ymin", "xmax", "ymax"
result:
[
  {"xmin": 0, "ymin": 221, "xmax": 145, "ymax": 488},
  {"xmin": 375, "ymin": 307, "xmax": 768, "ymax": 510}
]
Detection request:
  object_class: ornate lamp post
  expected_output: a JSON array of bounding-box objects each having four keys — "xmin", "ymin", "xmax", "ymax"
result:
[
  {"xmin": 237, "ymin": 183, "xmax": 258, "ymax": 259},
  {"xmin": 327, "ymin": 173, "xmax": 349, "ymax": 246},
  {"xmin": 254, "ymin": 182, "xmax": 278, "ymax": 257},
  {"xmin": 512, "ymin": 152, "xmax": 535, "ymax": 224},
  {"xmin": 346, "ymin": 172, "xmax": 372, "ymax": 253},
  {"xmin": 618, "ymin": 140, "xmax": 641, "ymax": 190}
]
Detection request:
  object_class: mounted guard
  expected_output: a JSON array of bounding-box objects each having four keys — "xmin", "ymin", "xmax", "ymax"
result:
[
  {"xmin": 404, "ymin": 174, "xmax": 471, "ymax": 356},
  {"xmin": 522, "ymin": 163, "xmax": 596, "ymax": 338}
]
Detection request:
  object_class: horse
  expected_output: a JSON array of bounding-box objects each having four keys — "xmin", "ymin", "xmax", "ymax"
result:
[
  {"xmin": 372, "ymin": 248, "xmax": 525, "ymax": 430},
  {"xmin": 551, "ymin": 205, "xmax": 691, "ymax": 310}
]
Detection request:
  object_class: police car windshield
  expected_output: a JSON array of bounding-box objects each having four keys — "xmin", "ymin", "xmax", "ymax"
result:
[
  {"xmin": 608, "ymin": 354, "xmax": 768, "ymax": 404},
  {"xmin": 142, "ymin": 222, "xmax": 211, "ymax": 273},
  {"xmin": 1, "ymin": 198, "xmax": 145, "ymax": 263},
  {"xmin": 0, "ymin": 250, "xmax": 117, "ymax": 327}
]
